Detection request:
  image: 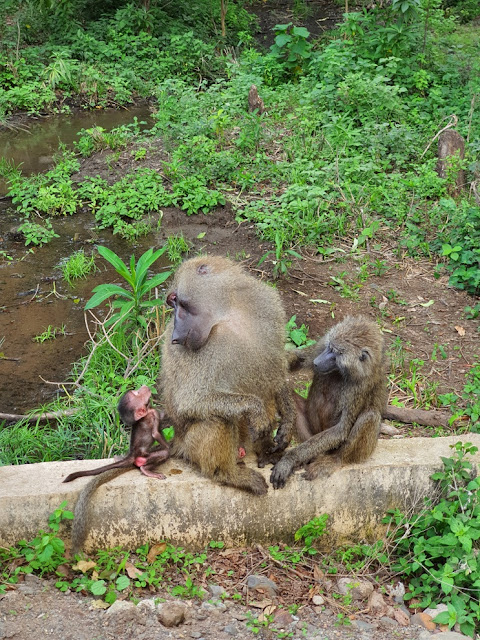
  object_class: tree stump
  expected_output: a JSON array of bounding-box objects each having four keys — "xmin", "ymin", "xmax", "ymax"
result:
[{"xmin": 436, "ymin": 129, "xmax": 465, "ymax": 196}]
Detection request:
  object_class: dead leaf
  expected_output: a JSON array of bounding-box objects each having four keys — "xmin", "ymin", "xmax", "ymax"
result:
[
  {"xmin": 419, "ymin": 300, "xmax": 434, "ymax": 307},
  {"xmin": 91, "ymin": 600, "xmax": 110, "ymax": 610},
  {"xmin": 91, "ymin": 570, "xmax": 99, "ymax": 581},
  {"xmin": 126, "ymin": 561, "xmax": 143, "ymax": 579},
  {"xmin": 72, "ymin": 560, "xmax": 96, "ymax": 573},
  {"xmin": 147, "ymin": 543, "xmax": 167, "ymax": 563},
  {"xmin": 263, "ymin": 604, "xmax": 277, "ymax": 617},
  {"xmin": 249, "ymin": 599, "xmax": 273, "ymax": 609},
  {"xmin": 309, "ymin": 299, "xmax": 330, "ymax": 305},
  {"xmin": 313, "ymin": 565, "xmax": 324, "ymax": 581},
  {"xmin": 293, "ymin": 290, "xmax": 307, "ymax": 296},
  {"xmin": 169, "ymin": 468, "xmax": 183, "ymax": 475},
  {"xmin": 394, "ymin": 609, "xmax": 410, "ymax": 626},
  {"xmin": 455, "ymin": 325, "xmax": 466, "ymax": 336}
]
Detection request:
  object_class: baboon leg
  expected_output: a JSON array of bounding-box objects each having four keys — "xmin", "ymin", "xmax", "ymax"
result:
[
  {"xmin": 304, "ymin": 410, "xmax": 381, "ymax": 481},
  {"xmin": 303, "ymin": 452, "xmax": 341, "ymax": 481},
  {"xmin": 293, "ymin": 393, "xmax": 313, "ymax": 442},
  {"xmin": 339, "ymin": 410, "xmax": 381, "ymax": 464},
  {"xmin": 176, "ymin": 420, "xmax": 268, "ymax": 495}
]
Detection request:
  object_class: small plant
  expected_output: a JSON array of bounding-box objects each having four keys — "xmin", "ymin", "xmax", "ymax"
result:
[
  {"xmin": 166, "ymin": 234, "xmax": 190, "ymax": 265},
  {"xmin": 328, "ymin": 272, "xmax": 361, "ymax": 301},
  {"xmin": 59, "ymin": 250, "xmax": 96, "ymax": 286},
  {"xmin": 33, "ymin": 325, "xmax": 67, "ymax": 342},
  {"xmin": 270, "ymin": 23, "xmax": 312, "ymax": 80},
  {"xmin": 0, "ymin": 502, "xmax": 73, "ymax": 591},
  {"xmin": 85, "ymin": 246, "xmax": 171, "ymax": 331},
  {"xmin": 385, "ymin": 442, "xmax": 480, "ymax": 637},
  {"xmin": 18, "ymin": 219, "xmax": 59, "ymax": 246},
  {"xmin": 259, "ymin": 233, "xmax": 302, "ymax": 279},
  {"xmin": 286, "ymin": 315, "xmax": 315, "ymax": 348},
  {"xmin": 294, "ymin": 515, "xmax": 328, "ymax": 554}
]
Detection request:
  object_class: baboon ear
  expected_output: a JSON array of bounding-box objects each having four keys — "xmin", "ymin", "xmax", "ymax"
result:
[
  {"xmin": 359, "ymin": 349, "xmax": 370, "ymax": 362},
  {"xmin": 134, "ymin": 406, "xmax": 148, "ymax": 421}
]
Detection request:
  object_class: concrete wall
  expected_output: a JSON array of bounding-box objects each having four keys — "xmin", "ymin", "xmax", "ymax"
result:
[{"xmin": 1, "ymin": 435, "xmax": 479, "ymax": 552}]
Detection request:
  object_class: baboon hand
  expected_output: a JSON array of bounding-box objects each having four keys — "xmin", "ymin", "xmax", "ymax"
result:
[{"xmin": 270, "ymin": 456, "xmax": 295, "ymax": 489}]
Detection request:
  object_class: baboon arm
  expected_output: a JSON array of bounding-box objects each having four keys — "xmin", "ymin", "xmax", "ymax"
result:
[
  {"xmin": 288, "ymin": 339, "xmax": 327, "ymax": 372},
  {"xmin": 196, "ymin": 391, "xmax": 271, "ymax": 440},
  {"xmin": 271, "ymin": 384, "xmax": 296, "ymax": 453}
]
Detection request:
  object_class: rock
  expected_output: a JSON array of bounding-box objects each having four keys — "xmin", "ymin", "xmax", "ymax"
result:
[
  {"xmin": 386, "ymin": 581, "xmax": 406, "ymax": 603},
  {"xmin": 157, "ymin": 602, "xmax": 187, "ymax": 627},
  {"xmin": 367, "ymin": 591, "xmax": 388, "ymax": 617},
  {"xmin": 312, "ymin": 595, "xmax": 324, "ymax": 606},
  {"xmin": 352, "ymin": 619, "xmax": 376, "ymax": 631},
  {"xmin": 424, "ymin": 603, "xmax": 448, "ymax": 619},
  {"xmin": 223, "ymin": 624, "xmax": 238, "ymax": 635},
  {"xmin": 411, "ymin": 612, "xmax": 436, "ymax": 631},
  {"xmin": 379, "ymin": 615, "xmax": 399, "ymax": 629},
  {"xmin": 273, "ymin": 610, "xmax": 293, "ymax": 629},
  {"xmin": 394, "ymin": 608, "xmax": 410, "ymax": 626},
  {"xmin": 337, "ymin": 577, "xmax": 374, "ymax": 600},
  {"xmin": 435, "ymin": 633, "xmax": 472, "ymax": 639},
  {"xmin": 137, "ymin": 599, "xmax": 156, "ymax": 613},
  {"xmin": 105, "ymin": 600, "xmax": 136, "ymax": 616},
  {"xmin": 17, "ymin": 574, "xmax": 45, "ymax": 595},
  {"xmin": 190, "ymin": 632, "xmax": 202, "ymax": 639},
  {"xmin": 246, "ymin": 575, "xmax": 278, "ymax": 598},
  {"xmin": 208, "ymin": 585, "xmax": 227, "ymax": 599}
]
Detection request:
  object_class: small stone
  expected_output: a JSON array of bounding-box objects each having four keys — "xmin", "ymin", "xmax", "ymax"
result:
[
  {"xmin": 190, "ymin": 632, "xmax": 202, "ymax": 639},
  {"xmin": 223, "ymin": 624, "xmax": 238, "ymax": 635},
  {"xmin": 352, "ymin": 619, "xmax": 375, "ymax": 632},
  {"xmin": 312, "ymin": 595, "xmax": 324, "ymax": 606},
  {"xmin": 157, "ymin": 602, "xmax": 187, "ymax": 627},
  {"xmin": 137, "ymin": 599, "xmax": 156, "ymax": 612},
  {"xmin": 424, "ymin": 603, "xmax": 448, "ymax": 620},
  {"xmin": 386, "ymin": 581, "xmax": 406, "ymax": 603},
  {"xmin": 17, "ymin": 575, "xmax": 44, "ymax": 595},
  {"xmin": 379, "ymin": 615, "xmax": 399, "ymax": 629},
  {"xmin": 105, "ymin": 600, "xmax": 136, "ymax": 616},
  {"xmin": 337, "ymin": 577, "xmax": 374, "ymax": 600},
  {"xmin": 208, "ymin": 585, "xmax": 227, "ymax": 599},
  {"xmin": 273, "ymin": 610, "xmax": 293, "ymax": 629},
  {"xmin": 246, "ymin": 575, "xmax": 278, "ymax": 598},
  {"xmin": 367, "ymin": 591, "xmax": 388, "ymax": 617},
  {"xmin": 417, "ymin": 631, "xmax": 434, "ymax": 640},
  {"xmin": 411, "ymin": 612, "xmax": 436, "ymax": 631},
  {"xmin": 394, "ymin": 608, "xmax": 410, "ymax": 626}
]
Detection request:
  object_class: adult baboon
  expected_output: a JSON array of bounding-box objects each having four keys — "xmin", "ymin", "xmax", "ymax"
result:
[
  {"xmin": 271, "ymin": 316, "xmax": 387, "ymax": 489},
  {"xmin": 160, "ymin": 255, "xmax": 295, "ymax": 495}
]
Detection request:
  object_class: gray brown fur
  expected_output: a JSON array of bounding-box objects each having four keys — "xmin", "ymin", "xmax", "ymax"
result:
[
  {"xmin": 271, "ymin": 316, "xmax": 387, "ymax": 489},
  {"xmin": 160, "ymin": 255, "xmax": 295, "ymax": 495}
]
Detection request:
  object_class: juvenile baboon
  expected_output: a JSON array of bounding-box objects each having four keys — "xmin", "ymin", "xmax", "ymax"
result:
[
  {"xmin": 271, "ymin": 316, "xmax": 387, "ymax": 489},
  {"xmin": 160, "ymin": 255, "xmax": 295, "ymax": 495},
  {"xmin": 66, "ymin": 386, "xmax": 169, "ymax": 553}
]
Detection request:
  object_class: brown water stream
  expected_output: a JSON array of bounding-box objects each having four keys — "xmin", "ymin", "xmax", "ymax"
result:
[{"xmin": 0, "ymin": 106, "xmax": 164, "ymax": 415}]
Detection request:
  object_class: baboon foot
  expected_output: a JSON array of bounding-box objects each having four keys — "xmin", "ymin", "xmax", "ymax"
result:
[
  {"xmin": 270, "ymin": 456, "xmax": 295, "ymax": 489},
  {"xmin": 303, "ymin": 456, "xmax": 341, "ymax": 481}
]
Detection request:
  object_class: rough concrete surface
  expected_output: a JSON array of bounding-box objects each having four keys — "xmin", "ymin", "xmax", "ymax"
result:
[{"xmin": 1, "ymin": 435, "xmax": 479, "ymax": 551}]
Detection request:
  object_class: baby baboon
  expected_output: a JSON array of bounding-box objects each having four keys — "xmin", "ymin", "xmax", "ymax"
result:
[
  {"xmin": 271, "ymin": 316, "xmax": 387, "ymax": 489},
  {"xmin": 160, "ymin": 255, "xmax": 295, "ymax": 495},
  {"xmin": 66, "ymin": 386, "xmax": 169, "ymax": 553}
]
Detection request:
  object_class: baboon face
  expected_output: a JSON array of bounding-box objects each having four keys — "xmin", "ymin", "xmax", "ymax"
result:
[
  {"xmin": 166, "ymin": 291, "xmax": 214, "ymax": 351},
  {"xmin": 314, "ymin": 318, "xmax": 383, "ymax": 383}
]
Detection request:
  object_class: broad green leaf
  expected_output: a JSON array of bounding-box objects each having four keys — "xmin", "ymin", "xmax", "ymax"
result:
[
  {"xmin": 85, "ymin": 285, "xmax": 132, "ymax": 310},
  {"xmin": 138, "ymin": 271, "xmax": 171, "ymax": 296},
  {"xmin": 90, "ymin": 580, "xmax": 107, "ymax": 596},
  {"xmin": 292, "ymin": 26, "xmax": 310, "ymax": 38},
  {"xmin": 275, "ymin": 34, "xmax": 291, "ymax": 47},
  {"xmin": 136, "ymin": 246, "xmax": 168, "ymax": 285},
  {"xmin": 97, "ymin": 246, "xmax": 130, "ymax": 280}
]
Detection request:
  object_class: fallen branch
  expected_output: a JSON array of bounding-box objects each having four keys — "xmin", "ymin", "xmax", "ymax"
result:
[
  {"xmin": 0, "ymin": 409, "xmax": 78, "ymax": 424},
  {"xmin": 383, "ymin": 406, "xmax": 449, "ymax": 428}
]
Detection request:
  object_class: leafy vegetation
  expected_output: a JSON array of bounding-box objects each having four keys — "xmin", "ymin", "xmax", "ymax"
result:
[{"xmin": 385, "ymin": 442, "xmax": 480, "ymax": 637}]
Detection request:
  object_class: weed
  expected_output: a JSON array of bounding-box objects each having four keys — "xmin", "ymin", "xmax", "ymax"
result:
[
  {"xmin": 165, "ymin": 234, "xmax": 190, "ymax": 265},
  {"xmin": 33, "ymin": 325, "xmax": 66, "ymax": 342},
  {"xmin": 85, "ymin": 246, "xmax": 171, "ymax": 332},
  {"xmin": 328, "ymin": 272, "xmax": 361, "ymax": 301},
  {"xmin": 59, "ymin": 250, "xmax": 96, "ymax": 286},
  {"xmin": 286, "ymin": 315, "xmax": 315, "ymax": 348},
  {"xmin": 385, "ymin": 442, "xmax": 480, "ymax": 637}
]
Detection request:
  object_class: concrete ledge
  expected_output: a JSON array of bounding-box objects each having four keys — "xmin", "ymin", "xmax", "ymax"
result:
[{"xmin": 1, "ymin": 435, "xmax": 479, "ymax": 551}]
